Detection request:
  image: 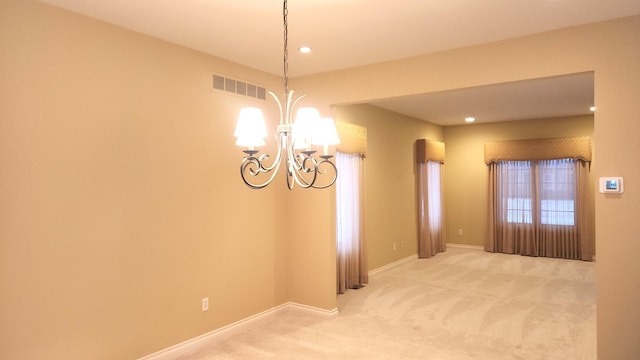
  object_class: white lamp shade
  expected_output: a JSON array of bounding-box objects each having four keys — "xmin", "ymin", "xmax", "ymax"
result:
[
  {"xmin": 234, "ymin": 107, "xmax": 268, "ymax": 147},
  {"xmin": 292, "ymin": 107, "xmax": 320, "ymax": 149},
  {"xmin": 311, "ymin": 117, "xmax": 340, "ymax": 145}
]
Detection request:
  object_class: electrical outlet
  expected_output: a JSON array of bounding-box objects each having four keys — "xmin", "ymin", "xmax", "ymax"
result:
[
  {"xmin": 458, "ymin": 229, "xmax": 464, "ymax": 236},
  {"xmin": 202, "ymin": 297, "xmax": 209, "ymax": 312},
  {"xmin": 393, "ymin": 242, "xmax": 397, "ymax": 250}
]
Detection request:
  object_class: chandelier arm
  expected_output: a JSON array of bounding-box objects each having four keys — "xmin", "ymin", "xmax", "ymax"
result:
[
  {"xmin": 287, "ymin": 165, "xmax": 314, "ymax": 190},
  {"xmin": 285, "ymin": 139, "xmax": 310, "ymax": 189},
  {"xmin": 268, "ymin": 91, "xmax": 284, "ymax": 126},
  {"xmin": 288, "ymin": 153, "xmax": 319, "ymax": 188},
  {"xmin": 284, "ymin": 132, "xmax": 312, "ymax": 189},
  {"xmin": 285, "ymin": 134, "xmax": 305, "ymax": 187},
  {"xmin": 240, "ymin": 156, "xmax": 276, "ymax": 189},
  {"xmin": 287, "ymin": 167, "xmax": 293, "ymax": 189},
  {"xmin": 284, "ymin": 90, "xmax": 295, "ymax": 125},
  {"xmin": 285, "ymin": 132, "xmax": 308, "ymax": 174},
  {"xmin": 301, "ymin": 154, "xmax": 319, "ymax": 185},
  {"xmin": 286, "ymin": 159, "xmax": 301, "ymax": 190},
  {"xmin": 311, "ymin": 158, "xmax": 338, "ymax": 189},
  {"xmin": 239, "ymin": 133, "xmax": 285, "ymax": 189},
  {"xmin": 288, "ymin": 93, "xmax": 305, "ymax": 124},
  {"xmin": 287, "ymin": 154, "xmax": 338, "ymax": 189},
  {"xmin": 288, "ymin": 165, "xmax": 314, "ymax": 189},
  {"xmin": 257, "ymin": 132, "xmax": 285, "ymax": 174}
]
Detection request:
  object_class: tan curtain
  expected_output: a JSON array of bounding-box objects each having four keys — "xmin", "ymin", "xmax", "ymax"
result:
[
  {"xmin": 336, "ymin": 152, "xmax": 367, "ymax": 293},
  {"xmin": 487, "ymin": 162, "xmax": 536, "ymax": 255},
  {"xmin": 416, "ymin": 140, "xmax": 445, "ymax": 258},
  {"xmin": 486, "ymin": 138, "xmax": 593, "ymax": 261},
  {"xmin": 576, "ymin": 161, "xmax": 594, "ymax": 259}
]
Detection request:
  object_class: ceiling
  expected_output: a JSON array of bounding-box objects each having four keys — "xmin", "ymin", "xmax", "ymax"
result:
[
  {"xmin": 39, "ymin": 0, "xmax": 640, "ymax": 125},
  {"xmin": 369, "ymin": 72, "xmax": 595, "ymax": 126}
]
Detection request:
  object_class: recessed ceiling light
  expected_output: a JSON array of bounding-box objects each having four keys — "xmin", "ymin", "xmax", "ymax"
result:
[
  {"xmin": 590, "ymin": 106, "xmax": 596, "ymax": 112},
  {"xmin": 299, "ymin": 46, "xmax": 312, "ymax": 54},
  {"xmin": 465, "ymin": 117, "xmax": 476, "ymax": 123}
]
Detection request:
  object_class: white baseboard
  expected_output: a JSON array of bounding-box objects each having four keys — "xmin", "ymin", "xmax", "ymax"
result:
[
  {"xmin": 287, "ymin": 302, "xmax": 339, "ymax": 317},
  {"xmin": 368, "ymin": 245, "xmax": 484, "ymax": 278},
  {"xmin": 139, "ymin": 302, "xmax": 337, "ymax": 360},
  {"xmin": 369, "ymin": 254, "xmax": 418, "ymax": 276},
  {"xmin": 447, "ymin": 243, "xmax": 484, "ymax": 251}
]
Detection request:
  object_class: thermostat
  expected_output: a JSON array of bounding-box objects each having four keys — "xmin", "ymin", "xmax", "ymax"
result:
[{"xmin": 599, "ymin": 177, "xmax": 624, "ymax": 194}]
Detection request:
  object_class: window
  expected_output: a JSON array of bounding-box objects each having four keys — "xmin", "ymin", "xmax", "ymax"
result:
[
  {"xmin": 485, "ymin": 136, "xmax": 593, "ymax": 260},
  {"xmin": 501, "ymin": 159, "xmax": 576, "ymax": 226}
]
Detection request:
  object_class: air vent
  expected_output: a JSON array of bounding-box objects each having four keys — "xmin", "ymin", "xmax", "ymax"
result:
[{"xmin": 213, "ymin": 74, "xmax": 266, "ymax": 100}]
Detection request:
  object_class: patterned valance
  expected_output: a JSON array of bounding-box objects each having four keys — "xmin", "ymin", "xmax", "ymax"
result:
[
  {"xmin": 484, "ymin": 136, "xmax": 592, "ymax": 164},
  {"xmin": 336, "ymin": 122, "xmax": 367, "ymax": 156},
  {"xmin": 416, "ymin": 139, "xmax": 445, "ymax": 163}
]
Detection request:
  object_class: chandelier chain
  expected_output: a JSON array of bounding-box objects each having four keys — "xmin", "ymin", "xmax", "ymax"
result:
[{"xmin": 283, "ymin": 0, "xmax": 289, "ymax": 95}]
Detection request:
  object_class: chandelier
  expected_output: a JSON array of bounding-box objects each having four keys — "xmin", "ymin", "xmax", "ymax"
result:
[{"xmin": 233, "ymin": 0, "xmax": 340, "ymax": 190}]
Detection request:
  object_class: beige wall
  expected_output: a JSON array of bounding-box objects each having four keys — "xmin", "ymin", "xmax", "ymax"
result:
[
  {"xmin": 333, "ymin": 104, "xmax": 443, "ymax": 270},
  {"xmin": 0, "ymin": 1, "xmax": 296, "ymax": 358},
  {"xmin": 2, "ymin": 0, "xmax": 640, "ymax": 359},
  {"xmin": 443, "ymin": 115, "xmax": 595, "ymax": 248}
]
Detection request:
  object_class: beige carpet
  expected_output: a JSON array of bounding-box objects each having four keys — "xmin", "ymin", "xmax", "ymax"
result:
[{"xmin": 186, "ymin": 247, "xmax": 596, "ymax": 359}]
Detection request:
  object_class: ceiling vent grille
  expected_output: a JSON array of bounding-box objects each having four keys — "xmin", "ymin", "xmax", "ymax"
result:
[{"xmin": 213, "ymin": 74, "xmax": 266, "ymax": 100}]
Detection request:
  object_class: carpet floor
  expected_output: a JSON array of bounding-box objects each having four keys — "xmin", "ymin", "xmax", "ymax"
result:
[{"xmin": 186, "ymin": 247, "xmax": 596, "ymax": 359}]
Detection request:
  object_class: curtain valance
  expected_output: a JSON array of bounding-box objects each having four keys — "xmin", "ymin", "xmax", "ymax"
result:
[
  {"xmin": 484, "ymin": 136, "xmax": 591, "ymax": 164},
  {"xmin": 416, "ymin": 139, "xmax": 445, "ymax": 163},
  {"xmin": 336, "ymin": 122, "xmax": 367, "ymax": 156}
]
